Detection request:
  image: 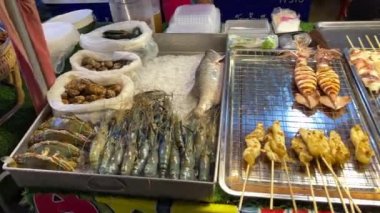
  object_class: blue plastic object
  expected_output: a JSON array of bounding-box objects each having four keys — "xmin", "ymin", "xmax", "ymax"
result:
[
  {"xmin": 44, "ymin": 3, "xmax": 112, "ymax": 22},
  {"xmin": 214, "ymin": 0, "xmax": 312, "ymax": 22}
]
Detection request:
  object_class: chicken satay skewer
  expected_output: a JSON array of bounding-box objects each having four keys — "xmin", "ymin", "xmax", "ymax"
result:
[
  {"xmin": 291, "ymin": 136, "xmax": 318, "ymax": 213},
  {"xmin": 365, "ymin": 35, "xmax": 376, "ymax": 50},
  {"xmin": 238, "ymin": 123, "xmax": 266, "ymax": 211},
  {"xmin": 327, "ymin": 131, "xmax": 352, "ymax": 213},
  {"xmin": 299, "ymin": 129, "xmax": 335, "ymax": 213},
  {"xmin": 268, "ymin": 121, "xmax": 298, "ymax": 212}
]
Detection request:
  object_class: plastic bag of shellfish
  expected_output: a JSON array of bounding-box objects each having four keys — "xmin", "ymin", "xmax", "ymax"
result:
[
  {"xmin": 47, "ymin": 71, "xmax": 134, "ymax": 123},
  {"xmin": 69, "ymin": 50, "xmax": 142, "ymax": 80},
  {"xmin": 79, "ymin": 21, "xmax": 158, "ymax": 63}
]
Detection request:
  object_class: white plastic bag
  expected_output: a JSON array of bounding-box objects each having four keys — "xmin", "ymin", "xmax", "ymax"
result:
[
  {"xmin": 79, "ymin": 21, "xmax": 158, "ymax": 62},
  {"xmin": 47, "ymin": 71, "xmax": 134, "ymax": 123},
  {"xmin": 42, "ymin": 22, "xmax": 80, "ymax": 74},
  {"xmin": 69, "ymin": 50, "xmax": 142, "ymax": 79}
]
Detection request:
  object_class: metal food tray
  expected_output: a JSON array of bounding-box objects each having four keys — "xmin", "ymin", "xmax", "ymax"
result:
[
  {"xmin": 343, "ymin": 48, "xmax": 380, "ymax": 139},
  {"xmin": 316, "ymin": 21, "xmax": 380, "ymax": 49},
  {"xmin": 2, "ymin": 33, "xmax": 228, "ymax": 202},
  {"xmin": 219, "ymin": 49, "xmax": 380, "ymax": 205}
]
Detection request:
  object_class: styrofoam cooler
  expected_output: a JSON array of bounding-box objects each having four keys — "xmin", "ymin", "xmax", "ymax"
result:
[{"xmin": 41, "ymin": 0, "xmax": 112, "ymax": 22}]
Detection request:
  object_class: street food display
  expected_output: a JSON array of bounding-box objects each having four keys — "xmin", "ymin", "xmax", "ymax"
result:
[
  {"xmin": 220, "ymin": 48, "xmax": 380, "ymax": 209},
  {"xmin": 4, "ymin": 20, "xmax": 380, "ymax": 207}
]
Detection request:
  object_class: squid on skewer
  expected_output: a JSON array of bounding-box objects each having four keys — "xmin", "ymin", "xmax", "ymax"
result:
[
  {"xmin": 282, "ymin": 43, "xmax": 319, "ymax": 109},
  {"xmin": 315, "ymin": 48, "xmax": 351, "ymax": 110}
]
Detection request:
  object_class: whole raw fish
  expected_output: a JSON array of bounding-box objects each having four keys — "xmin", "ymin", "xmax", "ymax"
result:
[{"xmin": 191, "ymin": 49, "xmax": 224, "ymax": 117}]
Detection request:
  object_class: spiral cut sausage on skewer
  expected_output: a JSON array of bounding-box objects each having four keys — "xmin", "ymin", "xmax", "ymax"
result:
[
  {"xmin": 282, "ymin": 43, "xmax": 319, "ymax": 109},
  {"xmin": 315, "ymin": 48, "xmax": 351, "ymax": 110}
]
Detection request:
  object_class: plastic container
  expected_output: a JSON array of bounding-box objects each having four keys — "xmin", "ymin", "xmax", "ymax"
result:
[
  {"xmin": 108, "ymin": 0, "xmax": 153, "ymax": 25},
  {"xmin": 162, "ymin": 0, "xmax": 192, "ymax": 22},
  {"xmin": 41, "ymin": 0, "xmax": 111, "ymax": 22},
  {"xmin": 224, "ymin": 19, "xmax": 271, "ymax": 34},
  {"xmin": 42, "ymin": 22, "xmax": 80, "ymax": 74},
  {"xmin": 166, "ymin": 4, "xmax": 221, "ymax": 33},
  {"xmin": 47, "ymin": 9, "xmax": 95, "ymax": 33}
]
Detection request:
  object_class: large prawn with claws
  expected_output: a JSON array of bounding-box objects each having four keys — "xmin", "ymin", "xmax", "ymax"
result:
[
  {"xmin": 315, "ymin": 47, "xmax": 351, "ymax": 110},
  {"xmin": 283, "ymin": 43, "xmax": 319, "ymax": 109}
]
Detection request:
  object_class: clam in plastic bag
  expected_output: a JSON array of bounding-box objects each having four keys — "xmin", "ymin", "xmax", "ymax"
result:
[
  {"xmin": 70, "ymin": 50, "xmax": 142, "ymax": 80},
  {"xmin": 47, "ymin": 71, "xmax": 134, "ymax": 123}
]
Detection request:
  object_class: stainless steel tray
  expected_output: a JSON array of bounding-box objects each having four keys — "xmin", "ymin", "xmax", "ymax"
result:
[
  {"xmin": 343, "ymin": 48, "xmax": 380, "ymax": 138},
  {"xmin": 219, "ymin": 49, "xmax": 380, "ymax": 205},
  {"xmin": 316, "ymin": 21, "xmax": 380, "ymax": 49},
  {"xmin": 2, "ymin": 33, "xmax": 228, "ymax": 202}
]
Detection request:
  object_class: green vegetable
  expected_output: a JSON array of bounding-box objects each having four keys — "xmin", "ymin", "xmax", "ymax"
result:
[{"xmin": 261, "ymin": 37, "xmax": 276, "ymax": 49}]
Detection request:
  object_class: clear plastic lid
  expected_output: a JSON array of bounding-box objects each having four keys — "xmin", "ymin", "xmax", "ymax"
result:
[{"xmin": 224, "ymin": 19, "xmax": 271, "ymax": 35}]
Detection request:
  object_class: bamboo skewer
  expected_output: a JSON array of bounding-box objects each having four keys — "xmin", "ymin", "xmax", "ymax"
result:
[
  {"xmin": 321, "ymin": 157, "xmax": 362, "ymax": 213},
  {"xmin": 365, "ymin": 35, "xmax": 376, "ymax": 50},
  {"xmin": 346, "ymin": 35, "xmax": 356, "ymax": 49},
  {"xmin": 316, "ymin": 159, "xmax": 335, "ymax": 213},
  {"xmin": 358, "ymin": 37, "xmax": 365, "ymax": 49},
  {"xmin": 238, "ymin": 165, "xmax": 250, "ymax": 211},
  {"xmin": 283, "ymin": 160, "xmax": 298, "ymax": 212},
  {"xmin": 331, "ymin": 170, "xmax": 349, "ymax": 213},
  {"xmin": 270, "ymin": 160, "xmax": 274, "ymax": 210},
  {"xmin": 374, "ymin": 35, "xmax": 380, "ymax": 48},
  {"xmin": 339, "ymin": 176, "xmax": 356, "ymax": 213},
  {"xmin": 305, "ymin": 165, "xmax": 318, "ymax": 213}
]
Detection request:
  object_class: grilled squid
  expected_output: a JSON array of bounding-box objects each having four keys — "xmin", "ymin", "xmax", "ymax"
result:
[
  {"xmin": 315, "ymin": 48, "xmax": 351, "ymax": 110},
  {"xmin": 282, "ymin": 43, "xmax": 319, "ymax": 109}
]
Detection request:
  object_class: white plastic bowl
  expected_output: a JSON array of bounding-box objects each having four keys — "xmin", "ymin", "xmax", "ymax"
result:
[{"xmin": 47, "ymin": 9, "xmax": 94, "ymax": 31}]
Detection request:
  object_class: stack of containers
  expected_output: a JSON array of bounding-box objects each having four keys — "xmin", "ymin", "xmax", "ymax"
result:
[{"xmin": 166, "ymin": 4, "xmax": 221, "ymax": 33}]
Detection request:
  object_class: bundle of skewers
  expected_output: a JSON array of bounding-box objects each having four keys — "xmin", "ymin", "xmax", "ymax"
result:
[
  {"xmin": 238, "ymin": 121, "xmax": 375, "ymax": 213},
  {"xmin": 282, "ymin": 42, "xmax": 351, "ymax": 111},
  {"xmin": 346, "ymin": 35, "xmax": 380, "ymax": 94}
]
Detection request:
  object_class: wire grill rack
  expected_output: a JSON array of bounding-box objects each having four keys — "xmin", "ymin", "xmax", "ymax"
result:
[{"xmin": 221, "ymin": 49, "xmax": 380, "ymax": 203}]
